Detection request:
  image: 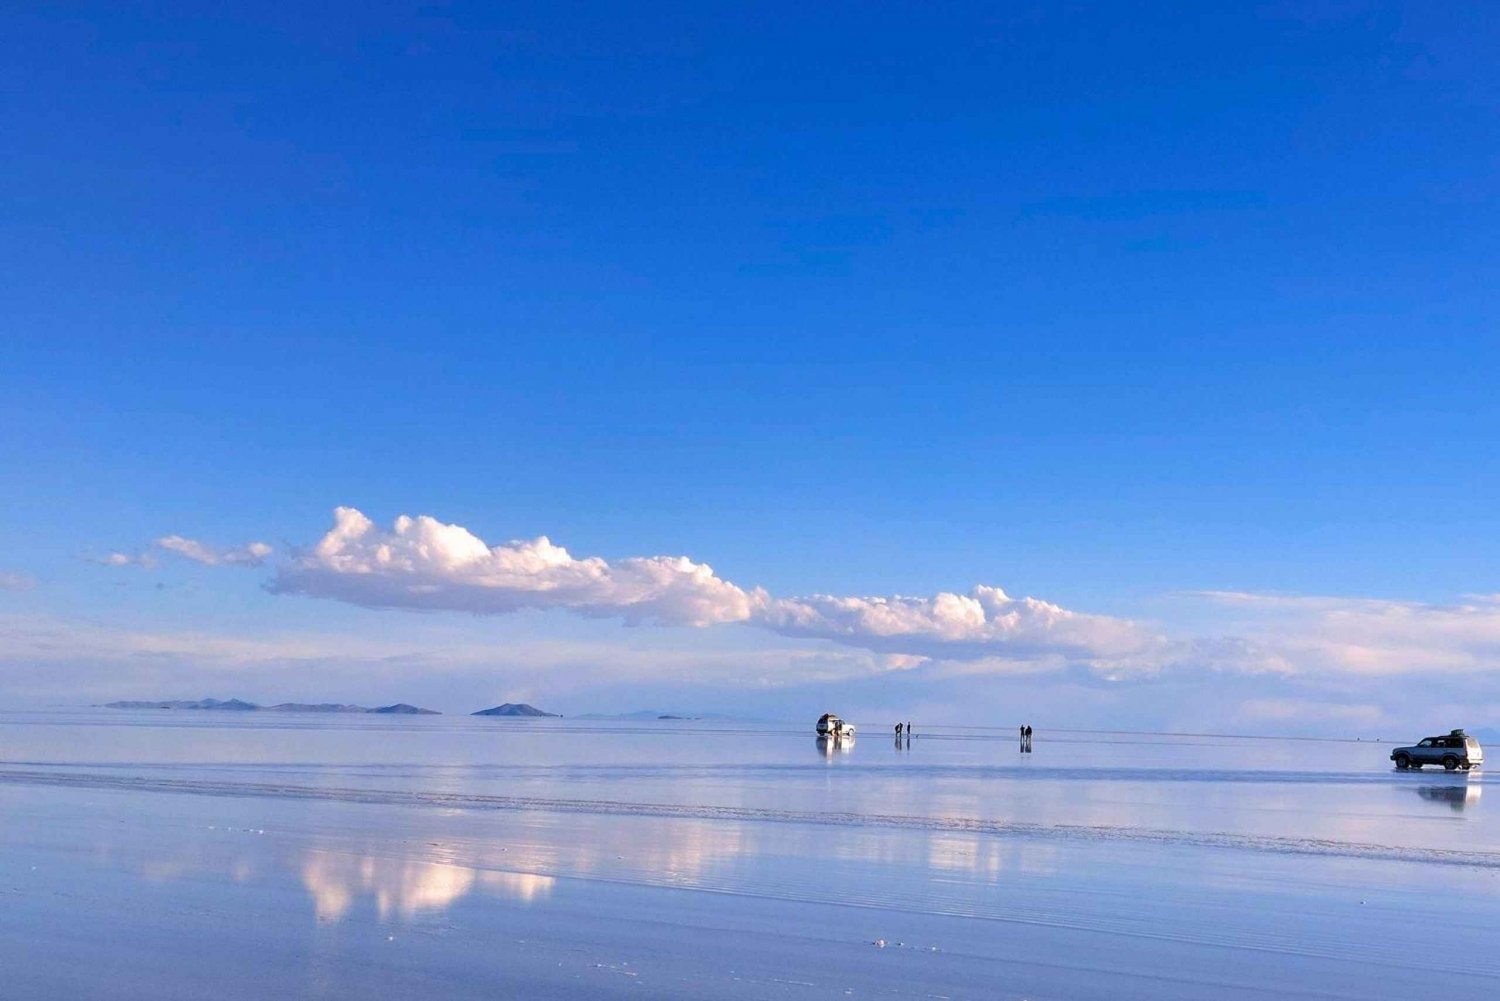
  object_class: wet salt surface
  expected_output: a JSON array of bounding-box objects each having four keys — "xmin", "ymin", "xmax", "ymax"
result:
[{"xmin": 0, "ymin": 710, "xmax": 1496, "ymax": 999}]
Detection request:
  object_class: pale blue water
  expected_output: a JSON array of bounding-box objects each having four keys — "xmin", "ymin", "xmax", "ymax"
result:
[{"xmin": 0, "ymin": 710, "xmax": 1495, "ymax": 999}]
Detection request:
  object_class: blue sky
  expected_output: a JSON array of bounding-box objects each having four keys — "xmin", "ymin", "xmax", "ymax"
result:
[{"xmin": 2, "ymin": 3, "xmax": 1498, "ymax": 729}]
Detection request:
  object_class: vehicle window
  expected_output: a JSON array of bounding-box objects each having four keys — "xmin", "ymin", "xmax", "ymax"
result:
[{"xmin": 1418, "ymin": 739, "xmax": 1433, "ymax": 747}]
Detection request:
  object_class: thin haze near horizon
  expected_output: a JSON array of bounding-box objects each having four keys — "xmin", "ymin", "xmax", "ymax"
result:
[{"xmin": 3, "ymin": 3, "xmax": 1498, "ymax": 732}]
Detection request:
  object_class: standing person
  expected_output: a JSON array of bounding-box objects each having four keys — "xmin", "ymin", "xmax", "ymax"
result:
[
  {"xmin": 1025, "ymin": 724, "xmax": 1034, "ymax": 752},
  {"xmin": 895, "ymin": 722, "xmax": 903, "ymax": 737},
  {"xmin": 1020, "ymin": 724, "xmax": 1026, "ymax": 751},
  {"xmin": 907, "ymin": 721, "xmax": 912, "ymax": 737}
]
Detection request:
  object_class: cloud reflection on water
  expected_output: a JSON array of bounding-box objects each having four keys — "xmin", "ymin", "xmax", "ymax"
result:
[{"xmin": 300, "ymin": 852, "xmax": 554, "ymax": 922}]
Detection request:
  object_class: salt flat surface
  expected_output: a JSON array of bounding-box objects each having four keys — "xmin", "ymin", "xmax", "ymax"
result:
[{"xmin": 0, "ymin": 710, "xmax": 1495, "ymax": 999}]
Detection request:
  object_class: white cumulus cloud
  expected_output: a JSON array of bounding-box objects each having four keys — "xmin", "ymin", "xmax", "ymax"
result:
[
  {"xmin": 269, "ymin": 507, "xmax": 1150, "ymax": 665},
  {"xmin": 93, "ymin": 551, "xmax": 157, "ymax": 568},
  {"xmin": 94, "ymin": 538, "xmax": 272, "ymax": 569},
  {"xmin": 758, "ymin": 586, "xmax": 1157, "ymax": 662},
  {"xmin": 156, "ymin": 535, "xmax": 274, "ymax": 567},
  {"xmin": 271, "ymin": 507, "xmax": 760, "ymax": 627}
]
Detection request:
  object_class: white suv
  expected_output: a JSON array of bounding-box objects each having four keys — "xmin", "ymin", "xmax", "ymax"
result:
[{"xmin": 1391, "ymin": 730, "xmax": 1484, "ymax": 771}]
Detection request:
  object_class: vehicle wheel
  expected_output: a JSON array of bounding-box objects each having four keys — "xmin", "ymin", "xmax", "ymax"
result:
[
  {"xmin": 1443, "ymin": 756, "xmax": 1459, "ymax": 771},
  {"xmin": 1394, "ymin": 754, "xmax": 1410, "ymax": 770}
]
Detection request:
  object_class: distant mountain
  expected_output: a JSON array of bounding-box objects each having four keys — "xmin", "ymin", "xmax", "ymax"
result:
[
  {"xmin": 105, "ymin": 698, "xmax": 259, "ymax": 711},
  {"xmin": 472, "ymin": 703, "xmax": 560, "ymax": 717},
  {"xmin": 104, "ymin": 697, "xmax": 440, "ymax": 715}
]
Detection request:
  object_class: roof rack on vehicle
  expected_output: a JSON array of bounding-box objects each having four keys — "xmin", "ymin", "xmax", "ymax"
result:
[{"xmin": 1450, "ymin": 728, "xmax": 1467, "ymax": 737}]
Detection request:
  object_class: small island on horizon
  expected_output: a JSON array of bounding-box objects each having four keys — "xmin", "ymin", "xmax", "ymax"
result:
[
  {"xmin": 99, "ymin": 699, "xmax": 767, "ymax": 722},
  {"xmin": 472, "ymin": 703, "xmax": 560, "ymax": 717},
  {"xmin": 103, "ymin": 697, "xmax": 441, "ymax": 715}
]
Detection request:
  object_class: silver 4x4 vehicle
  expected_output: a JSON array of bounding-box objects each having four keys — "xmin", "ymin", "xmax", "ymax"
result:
[{"xmin": 1391, "ymin": 730, "xmax": 1484, "ymax": 771}]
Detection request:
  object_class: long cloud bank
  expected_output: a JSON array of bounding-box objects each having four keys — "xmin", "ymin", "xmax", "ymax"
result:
[
  {"xmin": 133, "ymin": 508, "xmax": 1500, "ymax": 682},
  {"xmin": 268, "ymin": 507, "xmax": 1160, "ymax": 665},
  {"xmin": 1190, "ymin": 590, "xmax": 1500, "ymax": 677}
]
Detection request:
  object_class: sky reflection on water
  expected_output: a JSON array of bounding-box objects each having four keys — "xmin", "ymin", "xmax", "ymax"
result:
[{"xmin": 2, "ymin": 712, "xmax": 1499, "ymax": 999}]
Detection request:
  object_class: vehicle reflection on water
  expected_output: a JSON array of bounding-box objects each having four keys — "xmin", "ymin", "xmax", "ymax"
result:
[
  {"xmin": 1416, "ymin": 783, "xmax": 1483, "ymax": 812},
  {"xmin": 817, "ymin": 734, "xmax": 855, "ymax": 759}
]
